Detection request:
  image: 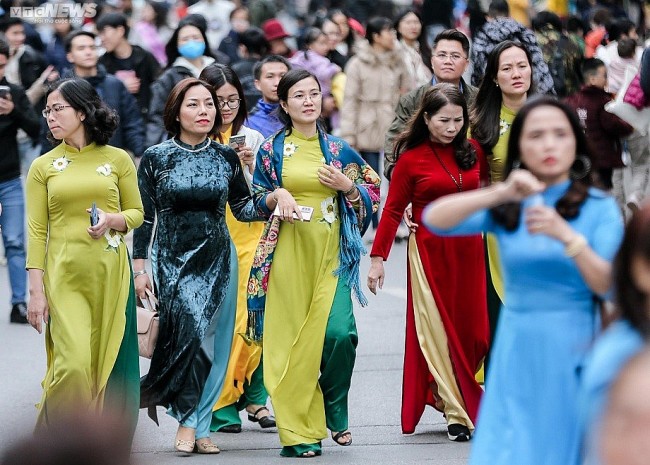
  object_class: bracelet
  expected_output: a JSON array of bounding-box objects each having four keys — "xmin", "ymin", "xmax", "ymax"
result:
[
  {"xmin": 347, "ymin": 192, "xmax": 361, "ymax": 203},
  {"xmin": 343, "ymin": 184, "xmax": 357, "ymax": 196},
  {"xmin": 133, "ymin": 269, "xmax": 147, "ymax": 278},
  {"xmin": 565, "ymin": 234, "xmax": 587, "ymax": 258}
]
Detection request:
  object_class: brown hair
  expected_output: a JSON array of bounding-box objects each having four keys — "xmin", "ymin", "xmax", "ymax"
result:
[{"xmin": 163, "ymin": 78, "xmax": 221, "ymax": 139}]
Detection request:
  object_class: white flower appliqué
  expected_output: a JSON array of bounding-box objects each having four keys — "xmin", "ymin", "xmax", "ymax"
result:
[
  {"xmin": 320, "ymin": 197, "xmax": 337, "ymax": 224},
  {"xmin": 499, "ymin": 119, "xmax": 511, "ymax": 136},
  {"xmin": 52, "ymin": 156, "xmax": 70, "ymax": 171},
  {"xmin": 96, "ymin": 163, "xmax": 112, "ymax": 176},
  {"xmin": 104, "ymin": 231, "xmax": 122, "ymax": 253},
  {"xmin": 283, "ymin": 141, "xmax": 298, "ymax": 157}
]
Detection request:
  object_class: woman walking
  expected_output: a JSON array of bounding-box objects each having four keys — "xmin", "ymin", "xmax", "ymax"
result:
[
  {"xmin": 133, "ymin": 78, "xmax": 261, "ymax": 454},
  {"xmin": 248, "ymin": 69, "xmax": 380, "ymax": 457},
  {"xmin": 26, "ymin": 78, "xmax": 143, "ymax": 435},
  {"xmin": 424, "ymin": 97, "xmax": 624, "ymax": 465}
]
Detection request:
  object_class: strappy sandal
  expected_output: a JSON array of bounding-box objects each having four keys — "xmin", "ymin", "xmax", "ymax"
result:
[
  {"xmin": 174, "ymin": 439, "xmax": 195, "ymax": 454},
  {"xmin": 331, "ymin": 431, "xmax": 352, "ymax": 446},
  {"xmin": 194, "ymin": 440, "xmax": 221, "ymax": 454},
  {"xmin": 247, "ymin": 406, "xmax": 276, "ymax": 428}
]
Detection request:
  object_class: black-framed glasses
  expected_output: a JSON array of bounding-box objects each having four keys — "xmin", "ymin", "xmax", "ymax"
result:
[
  {"xmin": 217, "ymin": 98, "xmax": 242, "ymax": 110},
  {"xmin": 42, "ymin": 104, "xmax": 72, "ymax": 118}
]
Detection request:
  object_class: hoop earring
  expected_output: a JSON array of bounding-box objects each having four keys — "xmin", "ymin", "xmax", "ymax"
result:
[{"xmin": 570, "ymin": 155, "xmax": 591, "ymax": 180}]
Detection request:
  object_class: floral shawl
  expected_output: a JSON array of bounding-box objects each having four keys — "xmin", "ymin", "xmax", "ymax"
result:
[{"xmin": 246, "ymin": 128, "xmax": 381, "ymax": 341}]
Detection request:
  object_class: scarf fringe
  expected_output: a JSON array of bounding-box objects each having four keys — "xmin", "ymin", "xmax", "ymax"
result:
[{"xmin": 334, "ymin": 206, "xmax": 368, "ymax": 307}]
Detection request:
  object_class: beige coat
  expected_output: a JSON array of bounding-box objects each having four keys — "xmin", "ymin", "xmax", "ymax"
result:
[{"xmin": 340, "ymin": 41, "xmax": 411, "ymax": 152}]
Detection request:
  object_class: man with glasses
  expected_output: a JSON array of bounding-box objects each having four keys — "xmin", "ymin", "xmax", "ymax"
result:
[
  {"xmin": 39, "ymin": 31, "xmax": 145, "ymax": 158},
  {"xmin": 0, "ymin": 38, "xmax": 40, "ymax": 324},
  {"xmin": 384, "ymin": 29, "xmax": 476, "ymax": 180}
]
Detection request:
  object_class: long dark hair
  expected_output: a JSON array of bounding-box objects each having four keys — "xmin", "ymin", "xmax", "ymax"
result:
[
  {"xmin": 394, "ymin": 9, "xmax": 432, "ymax": 73},
  {"xmin": 45, "ymin": 78, "xmax": 118, "ymax": 146},
  {"xmin": 470, "ymin": 40, "xmax": 534, "ymax": 153},
  {"xmin": 164, "ymin": 18, "xmax": 215, "ymax": 69},
  {"xmin": 277, "ymin": 69, "xmax": 324, "ymax": 135},
  {"xmin": 199, "ymin": 63, "xmax": 247, "ymax": 139},
  {"xmin": 614, "ymin": 205, "xmax": 650, "ymax": 337},
  {"xmin": 490, "ymin": 96, "xmax": 593, "ymax": 230},
  {"xmin": 394, "ymin": 83, "xmax": 477, "ymax": 169}
]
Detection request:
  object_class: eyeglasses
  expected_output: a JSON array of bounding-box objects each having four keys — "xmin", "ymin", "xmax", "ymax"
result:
[
  {"xmin": 42, "ymin": 104, "xmax": 72, "ymax": 118},
  {"xmin": 288, "ymin": 91, "xmax": 322, "ymax": 102},
  {"xmin": 217, "ymin": 98, "xmax": 241, "ymax": 110},
  {"xmin": 434, "ymin": 53, "xmax": 466, "ymax": 62}
]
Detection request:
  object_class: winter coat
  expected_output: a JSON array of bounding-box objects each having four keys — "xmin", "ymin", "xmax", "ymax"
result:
[
  {"xmin": 470, "ymin": 17, "xmax": 555, "ymax": 95},
  {"xmin": 340, "ymin": 41, "xmax": 411, "ymax": 152},
  {"xmin": 100, "ymin": 45, "xmax": 162, "ymax": 121},
  {"xmin": 289, "ymin": 50, "xmax": 341, "ymax": 97},
  {"xmin": 564, "ymin": 85, "xmax": 634, "ymax": 169},
  {"xmin": 40, "ymin": 65, "xmax": 145, "ymax": 157},
  {"xmin": 246, "ymin": 100, "xmax": 284, "ymax": 138}
]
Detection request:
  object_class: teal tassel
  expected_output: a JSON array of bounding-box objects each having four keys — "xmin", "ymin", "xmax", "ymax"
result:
[{"xmin": 334, "ymin": 201, "xmax": 368, "ymax": 306}]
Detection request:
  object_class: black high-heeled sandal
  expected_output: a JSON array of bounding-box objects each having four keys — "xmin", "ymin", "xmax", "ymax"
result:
[
  {"xmin": 247, "ymin": 406, "xmax": 276, "ymax": 428},
  {"xmin": 331, "ymin": 431, "xmax": 352, "ymax": 446}
]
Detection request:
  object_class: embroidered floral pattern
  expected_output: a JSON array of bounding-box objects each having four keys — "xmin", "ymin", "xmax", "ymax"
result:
[
  {"xmin": 104, "ymin": 231, "xmax": 121, "ymax": 253},
  {"xmin": 328, "ymin": 140, "xmax": 343, "ymax": 157},
  {"xmin": 283, "ymin": 141, "xmax": 298, "ymax": 157},
  {"xmin": 343, "ymin": 163, "xmax": 360, "ymax": 180},
  {"xmin": 320, "ymin": 197, "xmax": 337, "ymax": 224},
  {"xmin": 331, "ymin": 159, "xmax": 343, "ymax": 170},
  {"xmin": 96, "ymin": 163, "xmax": 112, "ymax": 176},
  {"xmin": 499, "ymin": 118, "xmax": 511, "ymax": 136},
  {"xmin": 52, "ymin": 156, "xmax": 70, "ymax": 172}
]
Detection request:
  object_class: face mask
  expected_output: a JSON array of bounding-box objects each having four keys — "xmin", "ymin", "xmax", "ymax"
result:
[{"xmin": 178, "ymin": 41, "xmax": 205, "ymax": 59}]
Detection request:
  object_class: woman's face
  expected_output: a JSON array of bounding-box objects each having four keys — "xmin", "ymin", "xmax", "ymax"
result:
[
  {"xmin": 45, "ymin": 90, "xmax": 84, "ymax": 141},
  {"xmin": 373, "ymin": 27, "xmax": 397, "ymax": 51},
  {"xmin": 177, "ymin": 25, "xmax": 204, "ymax": 47},
  {"xmin": 215, "ymin": 82, "xmax": 240, "ymax": 128},
  {"xmin": 178, "ymin": 85, "xmax": 217, "ymax": 138},
  {"xmin": 518, "ymin": 106, "xmax": 577, "ymax": 185},
  {"xmin": 631, "ymin": 255, "xmax": 650, "ymax": 295},
  {"xmin": 425, "ymin": 103, "xmax": 464, "ymax": 145},
  {"xmin": 280, "ymin": 77, "xmax": 322, "ymax": 127},
  {"xmin": 140, "ymin": 3, "xmax": 155, "ymax": 23},
  {"xmin": 309, "ymin": 33, "xmax": 330, "ymax": 56},
  {"xmin": 331, "ymin": 12, "xmax": 350, "ymax": 40},
  {"xmin": 496, "ymin": 46, "xmax": 532, "ymax": 98},
  {"xmin": 231, "ymin": 9, "xmax": 250, "ymax": 34},
  {"xmin": 398, "ymin": 12, "xmax": 422, "ymax": 42},
  {"xmin": 321, "ymin": 20, "xmax": 341, "ymax": 49}
]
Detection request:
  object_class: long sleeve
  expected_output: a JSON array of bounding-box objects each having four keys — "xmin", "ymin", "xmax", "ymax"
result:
[
  {"xmin": 132, "ymin": 151, "xmax": 156, "ymax": 259},
  {"xmin": 118, "ymin": 82, "xmax": 146, "ymax": 157},
  {"xmin": 25, "ymin": 160, "xmax": 49, "ymax": 270},
  {"xmin": 384, "ymin": 93, "xmax": 413, "ymax": 179},
  {"xmin": 12, "ymin": 85, "xmax": 40, "ymax": 139},
  {"xmin": 225, "ymin": 147, "xmax": 263, "ymax": 222},
  {"xmin": 339, "ymin": 58, "xmax": 361, "ymax": 147},
  {"xmin": 115, "ymin": 150, "xmax": 144, "ymax": 231},
  {"xmin": 370, "ymin": 154, "xmax": 414, "ymax": 260},
  {"xmin": 599, "ymin": 104, "xmax": 634, "ymax": 137},
  {"xmin": 146, "ymin": 76, "xmax": 170, "ymax": 147}
]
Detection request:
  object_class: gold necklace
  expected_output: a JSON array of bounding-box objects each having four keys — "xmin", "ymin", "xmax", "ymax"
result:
[{"xmin": 430, "ymin": 143, "xmax": 463, "ymax": 192}]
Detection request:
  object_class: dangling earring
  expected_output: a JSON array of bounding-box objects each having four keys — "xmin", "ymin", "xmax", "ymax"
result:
[
  {"xmin": 495, "ymin": 82, "xmax": 499, "ymax": 88},
  {"xmin": 570, "ymin": 155, "xmax": 591, "ymax": 180},
  {"xmin": 512, "ymin": 160, "xmax": 521, "ymax": 170}
]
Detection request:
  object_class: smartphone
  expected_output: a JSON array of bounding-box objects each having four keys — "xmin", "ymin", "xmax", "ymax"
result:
[
  {"xmin": 229, "ymin": 134, "xmax": 246, "ymax": 151},
  {"xmin": 0, "ymin": 85, "xmax": 10, "ymax": 100},
  {"xmin": 90, "ymin": 202, "xmax": 99, "ymax": 227}
]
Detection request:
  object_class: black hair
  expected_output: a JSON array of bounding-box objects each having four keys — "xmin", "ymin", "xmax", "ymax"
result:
[
  {"xmin": 146, "ymin": 0, "xmax": 170, "ymax": 30},
  {"xmin": 199, "ymin": 63, "xmax": 247, "ymax": 138},
  {"xmin": 164, "ymin": 15, "xmax": 215, "ymax": 68},
  {"xmin": 64, "ymin": 30, "xmax": 96, "ymax": 53},
  {"xmin": 326, "ymin": 9, "xmax": 355, "ymax": 55},
  {"xmin": 565, "ymin": 15, "xmax": 585, "ymax": 34},
  {"xmin": 238, "ymin": 27, "xmax": 269, "ymax": 57},
  {"xmin": 253, "ymin": 54, "xmax": 291, "ymax": 80},
  {"xmin": 488, "ymin": 0, "xmax": 509, "ymax": 18},
  {"xmin": 0, "ymin": 16, "xmax": 23, "ymax": 33},
  {"xmin": 395, "ymin": 9, "xmax": 432, "ymax": 73},
  {"xmin": 470, "ymin": 41, "xmax": 534, "ymax": 154},
  {"xmin": 0, "ymin": 38, "xmax": 9, "ymax": 59},
  {"xmin": 276, "ymin": 69, "xmax": 322, "ymax": 135},
  {"xmin": 531, "ymin": 10, "xmax": 563, "ymax": 33},
  {"xmin": 613, "ymin": 205, "xmax": 650, "ymax": 337},
  {"xmin": 581, "ymin": 57, "xmax": 605, "ymax": 82},
  {"xmin": 617, "ymin": 38, "xmax": 636, "ymax": 59},
  {"xmin": 45, "ymin": 78, "xmax": 119, "ymax": 146},
  {"xmin": 433, "ymin": 28, "xmax": 470, "ymax": 56},
  {"xmin": 590, "ymin": 7, "xmax": 611, "ymax": 27},
  {"xmin": 96, "ymin": 12, "xmax": 130, "ymax": 37},
  {"xmin": 607, "ymin": 18, "xmax": 635, "ymax": 42},
  {"xmin": 394, "ymin": 83, "xmax": 477, "ymax": 169},
  {"xmin": 365, "ymin": 17, "xmax": 393, "ymax": 45},
  {"xmin": 490, "ymin": 96, "xmax": 593, "ymax": 230}
]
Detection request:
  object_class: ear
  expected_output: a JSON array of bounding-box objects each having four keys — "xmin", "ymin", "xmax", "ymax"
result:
[
  {"xmin": 66, "ymin": 51, "xmax": 74, "ymax": 64},
  {"xmin": 254, "ymin": 80, "xmax": 262, "ymax": 92}
]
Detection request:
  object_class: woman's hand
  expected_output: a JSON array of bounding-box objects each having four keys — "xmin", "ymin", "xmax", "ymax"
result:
[
  {"xmin": 135, "ymin": 273, "xmax": 154, "ymax": 302},
  {"xmin": 274, "ymin": 188, "xmax": 303, "ymax": 223},
  {"xmin": 87, "ymin": 207, "xmax": 109, "ymax": 239},
  {"xmin": 525, "ymin": 205, "xmax": 576, "ymax": 243},
  {"xmin": 403, "ymin": 203, "xmax": 418, "ymax": 233},
  {"xmin": 318, "ymin": 164, "xmax": 354, "ymax": 192},
  {"xmin": 236, "ymin": 145, "xmax": 255, "ymax": 173},
  {"xmin": 500, "ymin": 170, "xmax": 546, "ymax": 203},
  {"xmin": 367, "ymin": 256, "xmax": 385, "ymax": 295},
  {"xmin": 27, "ymin": 291, "xmax": 49, "ymax": 334}
]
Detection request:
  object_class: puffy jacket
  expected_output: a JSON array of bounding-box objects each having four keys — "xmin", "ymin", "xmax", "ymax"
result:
[
  {"xmin": 470, "ymin": 17, "xmax": 555, "ymax": 95},
  {"xmin": 340, "ymin": 41, "xmax": 410, "ymax": 151}
]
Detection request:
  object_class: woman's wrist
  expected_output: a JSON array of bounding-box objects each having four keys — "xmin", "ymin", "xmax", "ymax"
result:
[
  {"xmin": 343, "ymin": 183, "xmax": 357, "ymax": 196},
  {"xmin": 564, "ymin": 233, "xmax": 587, "ymax": 258}
]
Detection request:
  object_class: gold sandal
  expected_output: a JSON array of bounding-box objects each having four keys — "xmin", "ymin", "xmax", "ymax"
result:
[
  {"xmin": 174, "ymin": 439, "xmax": 195, "ymax": 454},
  {"xmin": 194, "ymin": 440, "xmax": 221, "ymax": 454}
]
